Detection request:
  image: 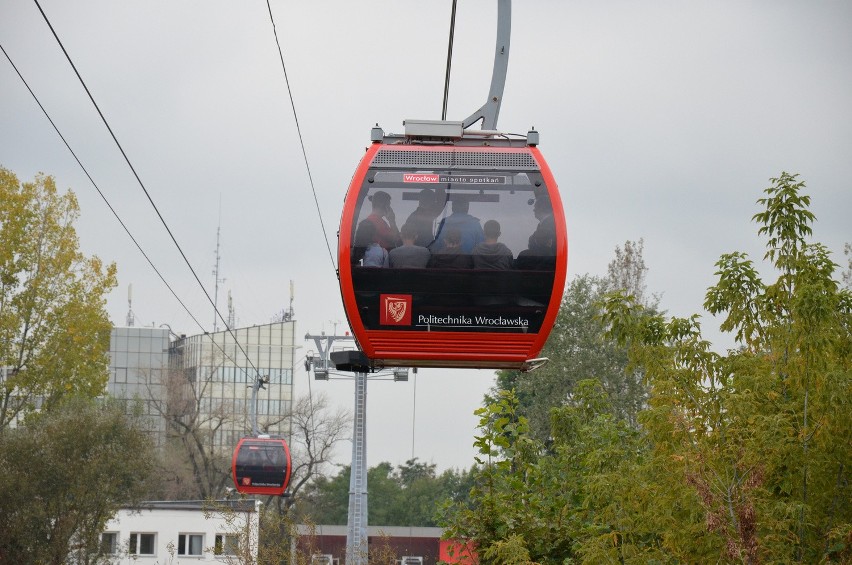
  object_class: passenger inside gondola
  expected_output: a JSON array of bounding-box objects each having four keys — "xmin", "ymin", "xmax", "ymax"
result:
[
  {"xmin": 404, "ymin": 188, "xmax": 447, "ymax": 247},
  {"xmin": 530, "ymin": 196, "xmax": 555, "ymax": 247},
  {"xmin": 515, "ymin": 196, "xmax": 556, "ymax": 270},
  {"xmin": 515, "ymin": 230, "xmax": 556, "ymax": 270},
  {"xmin": 472, "ymin": 220, "xmax": 514, "ymax": 270},
  {"xmin": 354, "ymin": 220, "xmax": 388, "ymax": 267},
  {"xmin": 360, "ymin": 190, "xmax": 400, "ymax": 250},
  {"xmin": 432, "ymin": 197, "xmax": 484, "ymax": 253},
  {"xmin": 389, "ymin": 223, "xmax": 430, "ymax": 268},
  {"xmin": 427, "ymin": 228, "xmax": 472, "ymax": 269}
]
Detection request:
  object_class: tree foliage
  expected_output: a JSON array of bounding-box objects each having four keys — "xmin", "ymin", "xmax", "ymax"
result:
[
  {"xmin": 0, "ymin": 397, "xmax": 155, "ymax": 564},
  {"xmin": 441, "ymin": 173, "xmax": 851, "ymax": 563},
  {"xmin": 0, "ymin": 168, "xmax": 117, "ymax": 430},
  {"xmin": 494, "ymin": 239, "xmax": 654, "ymax": 438},
  {"xmin": 439, "ymin": 387, "xmax": 666, "ymax": 565},
  {"xmin": 299, "ymin": 458, "xmax": 474, "ymax": 527},
  {"xmin": 602, "ymin": 172, "xmax": 851, "ymax": 562}
]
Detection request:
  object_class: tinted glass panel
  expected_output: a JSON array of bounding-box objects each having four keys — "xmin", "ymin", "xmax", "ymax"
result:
[{"xmin": 350, "ymin": 168, "xmax": 556, "ymax": 333}]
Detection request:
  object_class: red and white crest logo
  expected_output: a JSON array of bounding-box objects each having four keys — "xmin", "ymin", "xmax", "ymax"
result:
[{"xmin": 380, "ymin": 294, "xmax": 412, "ymax": 325}]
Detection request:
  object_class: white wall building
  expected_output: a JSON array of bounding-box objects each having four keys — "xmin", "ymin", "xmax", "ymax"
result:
[{"xmin": 99, "ymin": 500, "xmax": 259, "ymax": 564}]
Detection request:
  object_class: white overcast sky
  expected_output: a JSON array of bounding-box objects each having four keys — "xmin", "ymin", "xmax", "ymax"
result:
[{"xmin": 2, "ymin": 1, "xmax": 850, "ymax": 473}]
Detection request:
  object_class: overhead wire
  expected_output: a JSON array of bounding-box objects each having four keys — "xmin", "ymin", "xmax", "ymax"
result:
[
  {"xmin": 263, "ymin": 1, "xmax": 346, "ymax": 441},
  {"xmin": 29, "ymin": 0, "xmax": 269, "ymax": 384},
  {"xmin": 30, "ymin": 0, "xmax": 224, "ymax": 332},
  {"xmin": 1, "ymin": 43, "xmax": 272, "ymax": 392},
  {"xmin": 264, "ymin": 0, "xmax": 337, "ymax": 273},
  {"xmin": 1, "ymin": 43, "xmax": 205, "ymax": 335}
]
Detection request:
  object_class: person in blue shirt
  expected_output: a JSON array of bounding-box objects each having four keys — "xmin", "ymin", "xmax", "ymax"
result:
[
  {"xmin": 356, "ymin": 221, "xmax": 388, "ymax": 267},
  {"xmin": 432, "ymin": 197, "xmax": 484, "ymax": 253}
]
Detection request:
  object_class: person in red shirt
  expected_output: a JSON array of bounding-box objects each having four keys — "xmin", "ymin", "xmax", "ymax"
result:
[{"xmin": 358, "ymin": 190, "xmax": 400, "ymax": 251}]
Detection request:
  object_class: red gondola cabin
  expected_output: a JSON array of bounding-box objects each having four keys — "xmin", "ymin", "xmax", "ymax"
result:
[
  {"xmin": 338, "ymin": 124, "xmax": 567, "ymax": 371},
  {"xmin": 231, "ymin": 437, "xmax": 292, "ymax": 496}
]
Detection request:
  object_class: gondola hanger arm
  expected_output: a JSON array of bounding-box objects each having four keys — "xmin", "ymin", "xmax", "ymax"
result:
[{"xmin": 462, "ymin": 0, "xmax": 511, "ymax": 131}]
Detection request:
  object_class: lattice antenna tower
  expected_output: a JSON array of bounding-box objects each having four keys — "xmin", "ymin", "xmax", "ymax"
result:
[
  {"xmin": 212, "ymin": 201, "xmax": 226, "ymax": 332},
  {"xmin": 126, "ymin": 283, "xmax": 135, "ymax": 327},
  {"xmin": 227, "ymin": 290, "xmax": 235, "ymax": 330},
  {"xmin": 287, "ymin": 280, "xmax": 295, "ymax": 321}
]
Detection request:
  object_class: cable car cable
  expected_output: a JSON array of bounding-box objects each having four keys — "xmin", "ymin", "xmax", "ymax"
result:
[
  {"xmin": 441, "ymin": 0, "xmax": 458, "ymax": 121},
  {"xmin": 2, "ymin": 44, "xmax": 272, "ymax": 388},
  {"xmin": 264, "ymin": 0, "xmax": 336, "ymax": 272},
  {"xmin": 31, "ymin": 0, "xmax": 230, "ymax": 335},
  {"xmin": 29, "ymin": 1, "xmax": 271, "ymax": 384},
  {"xmin": 264, "ymin": 0, "xmax": 335, "ymax": 446},
  {"xmin": 0, "ymin": 43, "xmax": 206, "ymax": 335}
]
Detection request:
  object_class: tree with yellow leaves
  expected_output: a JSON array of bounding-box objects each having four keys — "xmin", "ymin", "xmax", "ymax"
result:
[{"xmin": 0, "ymin": 167, "xmax": 116, "ymax": 431}]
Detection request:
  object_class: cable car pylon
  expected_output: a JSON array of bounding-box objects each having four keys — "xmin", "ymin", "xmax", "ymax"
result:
[{"xmin": 305, "ymin": 334, "xmax": 410, "ymax": 565}]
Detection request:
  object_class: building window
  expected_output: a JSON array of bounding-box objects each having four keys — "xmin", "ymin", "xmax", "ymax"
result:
[
  {"xmin": 129, "ymin": 533, "xmax": 156, "ymax": 556},
  {"xmin": 214, "ymin": 533, "xmax": 240, "ymax": 556},
  {"xmin": 178, "ymin": 533, "xmax": 204, "ymax": 556},
  {"xmin": 114, "ymin": 367, "xmax": 128, "ymax": 384},
  {"xmin": 100, "ymin": 532, "xmax": 118, "ymax": 555}
]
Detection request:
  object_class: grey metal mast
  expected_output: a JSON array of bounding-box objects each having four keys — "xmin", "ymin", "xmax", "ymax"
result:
[
  {"xmin": 212, "ymin": 220, "xmax": 225, "ymax": 332},
  {"xmin": 346, "ymin": 369, "xmax": 368, "ymax": 563},
  {"xmin": 305, "ymin": 334, "xmax": 369, "ymax": 563},
  {"xmin": 304, "ymin": 336, "xmax": 409, "ymax": 565}
]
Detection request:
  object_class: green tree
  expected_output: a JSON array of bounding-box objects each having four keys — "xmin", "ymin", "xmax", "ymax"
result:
[
  {"xmin": 439, "ymin": 391, "xmax": 573, "ymax": 564},
  {"xmin": 494, "ymin": 239, "xmax": 654, "ymax": 438},
  {"xmin": 298, "ymin": 465, "xmax": 351, "ymax": 525},
  {"xmin": 0, "ymin": 397, "xmax": 156, "ymax": 564},
  {"xmin": 442, "ymin": 174, "xmax": 850, "ymax": 564},
  {"xmin": 601, "ymin": 172, "xmax": 851, "ymax": 563},
  {"xmin": 299, "ymin": 459, "xmax": 474, "ymax": 527},
  {"xmin": 442, "ymin": 383, "xmax": 696, "ymax": 564},
  {"xmin": 0, "ymin": 168, "xmax": 117, "ymax": 431}
]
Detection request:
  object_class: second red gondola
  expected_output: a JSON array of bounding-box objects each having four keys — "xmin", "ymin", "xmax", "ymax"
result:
[{"xmin": 231, "ymin": 437, "xmax": 292, "ymax": 496}]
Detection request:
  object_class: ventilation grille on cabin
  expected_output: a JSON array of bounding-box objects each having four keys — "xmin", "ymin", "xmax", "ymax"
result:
[{"xmin": 373, "ymin": 149, "xmax": 538, "ymax": 170}]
